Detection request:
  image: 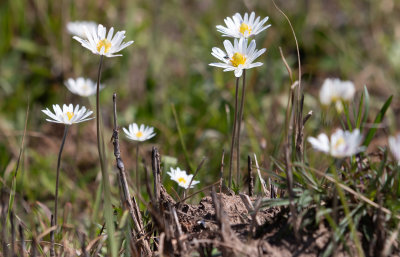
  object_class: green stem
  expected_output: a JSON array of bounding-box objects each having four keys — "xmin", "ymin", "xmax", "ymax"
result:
[
  {"xmin": 228, "ymin": 77, "xmax": 240, "ymax": 189},
  {"xmin": 95, "ymin": 55, "xmax": 117, "ymax": 257},
  {"xmin": 236, "ymin": 70, "xmax": 246, "ymax": 187},
  {"xmin": 136, "ymin": 143, "xmax": 140, "ymax": 194},
  {"xmin": 54, "ymin": 125, "xmax": 69, "ymax": 226},
  {"xmin": 171, "ymin": 103, "xmax": 194, "ymax": 171},
  {"xmin": 341, "ymin": 100, "xmax": 352, "ymax": 131}
]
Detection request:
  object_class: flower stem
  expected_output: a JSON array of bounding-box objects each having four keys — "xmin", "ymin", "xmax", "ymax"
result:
[
  {"xmin": 95, "ymin": 56, "xmax": 117, "ymax": 257},
  {"xmin": 54, "ymin": 125, "xmax": 69, "ymax": 226},
  {"xmin": 228, "ymin": 77, "xmax": 240, "ymax": 189},
  {"xmin": 236, "ymin": 70, "xmax": 246, "ymax": 187},
  {"xmin": 136, "ymin": 143, "xmax": 140, "ymax": 194}
]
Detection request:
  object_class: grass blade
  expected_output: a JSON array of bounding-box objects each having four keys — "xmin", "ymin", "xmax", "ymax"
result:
[{"xmin": 363, "ymin": 95, "xmax": 392, "ymax": 147}]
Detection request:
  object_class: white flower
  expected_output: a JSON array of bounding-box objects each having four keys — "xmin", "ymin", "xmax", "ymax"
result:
[
  {"xmin": 319, "ymin": 78, "xmax": 356, "ymax": 112},
  {"xmin": 123, "ymin": 123, "xmax": 156, "ymax": 142},
  {"xmin": 389, "ymin": 134, "xmax": 400, "ymax": 163},
  {"xmin": 65, "ymin": 77, "xmax": 104, "ymax": 97},
  {"xmin": 167, "ymin": 167, "xmax": 199, "ymax": 189},
  {"xmin": 42, "ymin": 104, "xmax": 94, "ymax": 125},
  {"xmin": 73, "ymin": 24, "xmax": 134, "ymax": 57},
  {"xmin": 67, "ymin": 21, "xmax": 97, "ymax": 38},
  {"xmin": 216, "ymin": 12, "xmax": 271, "ymax": 38},
  {"xmin": 307, "ymin": 129, "xmax": 365, "ymax": 158},
  {"xmin": 209, "ymin": 38, "xmax": 266, "ymax": 77}
]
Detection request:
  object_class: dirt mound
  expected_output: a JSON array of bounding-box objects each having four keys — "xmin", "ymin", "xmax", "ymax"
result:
[{"xmin": 155, "ymin": 189, "xmax": 340, "ymax": 256}]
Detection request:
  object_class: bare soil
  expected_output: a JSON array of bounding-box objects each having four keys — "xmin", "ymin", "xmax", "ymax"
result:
[{"xmin": 153, "ymin": 187, "xmax": 361, "ymax": 257}]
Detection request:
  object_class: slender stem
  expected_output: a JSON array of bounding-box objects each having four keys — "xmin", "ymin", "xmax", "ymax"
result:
[
  {"xmin": 96, "ymin": 56, "xmax": 104, "ymax": 153},
  {"xmin": 136, "ymin": 143, "xmax": 140, "ymax": 194},
  {"xmin": 54, "ymin": 125, "xmax": 69, "ymax": 226},
  {"xmin": 51, "ymin": 125, "xmax": 69, "ymax": 257},
  {"xmin": 236, "ymin": 70, "xmax": 246, "ymax": 187},
  {"xmin": 228, "ymin": 77, "xmax": 240, "ymax": 189},
  {"xmin": 95, "ymin": 56, "xmax": 117, "ymax": 257}
]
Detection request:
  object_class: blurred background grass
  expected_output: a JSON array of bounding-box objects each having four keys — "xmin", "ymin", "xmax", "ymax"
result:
[{"xmin": 1, "ymin": 0, "xmax": 399, "ymax": 217}]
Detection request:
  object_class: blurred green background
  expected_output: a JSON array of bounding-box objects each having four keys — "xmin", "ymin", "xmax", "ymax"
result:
[{"xmin": 1, "ymin": 0, "xmax": 399, "ymax": 211}]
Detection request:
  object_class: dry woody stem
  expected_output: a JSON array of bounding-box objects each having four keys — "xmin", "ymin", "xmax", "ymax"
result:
[{"xmin": 111, "ymin": 93, "xmax": 152, "ymax": 256}]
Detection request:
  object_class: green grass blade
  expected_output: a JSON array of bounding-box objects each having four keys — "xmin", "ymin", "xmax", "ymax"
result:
[
  {"xmin": 171, "ymin": 103, "xmax": 194, "ymax": 171},
  {"xmin": 361, "ymin": 86, "xmax": 370, "ymax": 131},
  {"xmin": 342, "ymin": 100, "xmax": 353, "ymax": 131},
  {"xmin": 355, "ymin": 90, "xmax": 364, "ymax": 129},
  {"xmin": 8, "ymin": 98, "xmax": 29, "ymax": 222},
  {"xmin": 363, "ymin": 95, "xmax": 393, "ymax": 146}
]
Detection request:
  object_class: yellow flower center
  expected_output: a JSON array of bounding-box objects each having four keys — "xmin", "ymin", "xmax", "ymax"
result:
[
  {"xmin": 334, "ymin": 137, "xmax": 345, "ymax": 150},
  {"xmin": 66, "ymin": 112, "xmax": 74, "ymax": 121},
  {"xmin": 239, "ymin": 23, "xmax": 252, "ymax": 35},
  {"xmin": 230, "ymin": 52, "xmax": 246, "ymax": 67},
  {"xmin": 96, "ymin": 39, "xmax": 112, "ymax": 53},
  {"xmin": 136, "ymin": 131, "xmax": 143, "ymax": 138},
  {"xmin": 178, "ymin": 177, "xmax": 187, "ymax": 184}
]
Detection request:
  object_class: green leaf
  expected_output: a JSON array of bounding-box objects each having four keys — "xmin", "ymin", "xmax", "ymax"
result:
[
  {"xmin": 355, "ymin": 89, "xmax": 364, "ymax": 129},
  {"xmin": 361, "ymin": 86, "xmax": 370, "ymax": 131},
  {"xmin": 363, "ymin": 95, "xmax": 392, "ymax": 146},
  {"xmin": 261, "ymin": 198, "xmax": 291, "ymax": 208}
]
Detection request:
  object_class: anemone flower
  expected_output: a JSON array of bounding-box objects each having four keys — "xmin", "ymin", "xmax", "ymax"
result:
[
  {"xmin": 65, "ymin": 77, "xmax": 104, "ymax": 97},
  {"xmin": 319, "ymin": 78, "xmax": 356, "ymax": 112},
  {"xmin": 307, "ymin": 129, "xmax": 365, "ymax": 158},
  {"xmin": 209, "ymin": 37, "xmax": 265, "ymax": 78},
  {"xmin": 42, "ymin": 104, "xmax": 94, "ymax": 125},
  {"xmin": 167, "ymin": 167, "xmax": 200, "ymax": 189},
  {"xmin": 73, "ymin": 24, "xmax": 133, "ymax": 58},
  {"xmin": 389, "ymin": 134, "xmax": 400, "ymax": 163},
  {"xmin": 42, "ymin": 104, "xmax": 93, "ymax": 228},
  {"xmin": 216, "ymin": 12, "xmax": 271, "ymax": 38},
  {"xmin": 123, "ymin": 123, "xmax": 156, "ymax": 191},
  {"xmin": 123, "ymin": 123, "xmax": 156, "ymax": 142},
  {"xmin": 210, "ymin": 37, "xmax": 266, "ymax": 187},
  {"xmin": 72, "ymin": 23, "xmax": 132, "ymax": 256}
]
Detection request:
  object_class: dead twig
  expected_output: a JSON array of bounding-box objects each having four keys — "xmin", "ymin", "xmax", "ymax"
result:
[
  {"xmin": 248, "ymin": 155, "xmax": 254, "ymax": 197},
  {"xmin": 19, "ymin": 224, "xmax": 26, "ymax": 257},
  {"xmin": 170, "ymin": 206, "xmax": 187, "ymax": 254},
  {"xmin": 253, "ymin": 154, "xmax": 269, "ymax": 197},
  {"xmin": 152, "ymin": 147, "xmax": 161, "ymax": 201},
  {"xmin": 111, "ymin": 93, "xmax": 151, "ymax": 256},
  {"xmin": 220, "ymin": 150, "xmax": 225, "ymax": 193}
]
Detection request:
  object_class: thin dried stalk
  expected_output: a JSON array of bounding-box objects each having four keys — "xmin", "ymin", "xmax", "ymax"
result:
[
  {"xmin": 49, "ymin": 215, "xmax": 55, "ymax": 257},
  {"xmin": 152, "ymin": 147, "xmax": 161, "ymax": 201},
  {"xmin": 142, "ymin": 158, "xmax": 154, "ymax": 204},
  {"xmin": 248, "ymin": 155, "xmax": 254, "ymax": 197},
  {"xmin": 170, "ymin": 206, "xmax": 187, "ymax": 254},
  {"xmin": 111, "ymin": 93, "xmax": 151, "ymax": 256},
  {"xmin": 10, "ymin": 211, "xmax": 15, "ymax": 257},
  {"xmin": 19, "ymin": 224, "xmax": 26, "ymax": 257},
  {"xmin": 253, "ymin": 154, "xmax": 269, "ymax": 197},
  {"xmin": 220, "ymin": 150, "xmax": 225, "ymax": 193}
]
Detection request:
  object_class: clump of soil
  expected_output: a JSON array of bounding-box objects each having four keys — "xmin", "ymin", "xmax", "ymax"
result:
[{"xmin": 153, "ymin": 187, "xmax": 343, "ymax": 257}]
